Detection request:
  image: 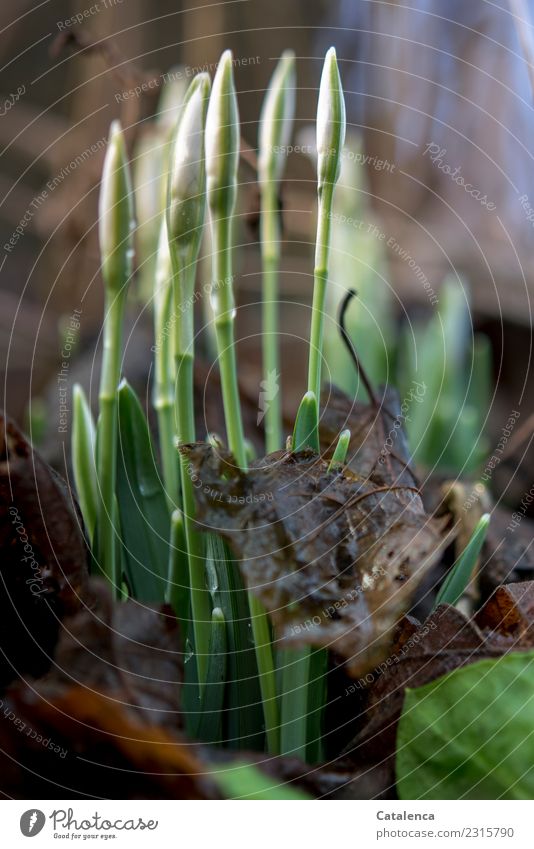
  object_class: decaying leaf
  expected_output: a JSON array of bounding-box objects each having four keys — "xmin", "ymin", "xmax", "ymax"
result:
[
  {"xmin": 0, "ymin": 685, "xmax": 216, "ymax": 799},
  {"xmin": 0, "ymin": 580, "xmax": 196, "ymax": 798},
  {"xmin": 47, "ymin": 580, "xmax": 183, "ymax": 729},
  {"xmin": 479, "ymin": 509, "xmax": 534, "ymax": 601},
  {"xmin": 184, "ymin": 442, "xmax": 448, "ymax": 674},
  {"xmin": 320, "ymin": 385, "xmax": 419, "ymax": 488},
  {"xmin": 475, "ymin": 581, "xmax": 534, "ymax": 644},
  {"xmin": 0, "ymin": 415, "xmax": 89, "ymax": 686}
]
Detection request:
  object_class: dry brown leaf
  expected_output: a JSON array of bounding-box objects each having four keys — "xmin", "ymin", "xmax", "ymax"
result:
[{"xmin": 184, "ymin": 443, "xmax": 448, "ymax": 674}]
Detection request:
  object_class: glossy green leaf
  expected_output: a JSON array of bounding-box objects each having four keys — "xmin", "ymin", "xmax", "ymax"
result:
[
  {"xmin": 306, "ymin": 647, "xmax": 328, "ymax": 764},
  {"xmin": 292, "ymin": 391, "xmax": 319, "ymax": 452},
  {"xmin": 397, "ymin": 650, "xmax": 534, "ymax": 799},
  {"xmin": 205, "ymin": 532, "xmax": 263, "ymax": 751},
  {"xmin": 195, "ymin": 606, "xmax": 227, "ymax": 745},
  {"xmin": 116, "ymin": 380, "xmax": 169, "ymax": 602}
]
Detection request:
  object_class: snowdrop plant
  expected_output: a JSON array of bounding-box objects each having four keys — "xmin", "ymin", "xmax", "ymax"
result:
[{"xmin": 73, "ymin": 49, "xmax": 358, "ymax": 761}]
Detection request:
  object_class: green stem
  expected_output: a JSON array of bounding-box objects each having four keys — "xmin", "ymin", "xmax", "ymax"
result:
[
  {"xmin": 211, "ymin": 215, "xmax": 247, "ymax": 469},
  {"xmin": 214, "ymin": 318, "xmax": 248, "ymax": 469},
  {"xmin": 260, "ymin": 181, "xmax": 282, "ymax": 453},
  {"xmin": 211, "ymin": 213, "xmax": 279, "ymax": 754},
  {"xmin": 307, "ymin": 182, "xmax": 334, "ymax": 401},
  {"xmin": 96, "ymin": 290, "xmax": 125, "ymax": 595},
  {"xmin": 284, "ymin": 180, "xmax": 335, "ymax": 763},
  {"xmin": 173, "ymin": 259, "xmax": 211, "ymax": 692},
  {"xmin": 157, "ymin": 396, "xmax": 179, "ymax": 507},
  {"xmin": 153, "ymin": 282, "xmax": 179, "ymax": 511}
]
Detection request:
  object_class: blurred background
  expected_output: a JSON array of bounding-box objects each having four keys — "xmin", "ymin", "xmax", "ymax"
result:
[{"xmin": 1, "ymin": 0, "xmax": 533, "ymax": 513}]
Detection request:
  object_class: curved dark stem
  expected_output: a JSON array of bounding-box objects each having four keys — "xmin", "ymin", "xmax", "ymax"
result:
[{"xmin": 338, "ymin": 289, "xmax": 380, "ymax": 409}]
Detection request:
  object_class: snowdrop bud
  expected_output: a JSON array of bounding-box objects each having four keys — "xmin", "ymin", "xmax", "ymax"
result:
[
  {"xmin": 167, "ymin": 72, "xmax": 210, "ymax": 259},
  {"xmin": 258, "ymin": 50, "xmax": 296, "ymax": 186},
  {"xmin": 99, "ymin": 120, "xmax": 135, "ymax": 294},
  {"xmin": 316, "ymin": 47, "xmax": 346, "ymax": 192},
  {"xmin": 205, "ymin": 50, "xmax": 240, "ymax": 218}
]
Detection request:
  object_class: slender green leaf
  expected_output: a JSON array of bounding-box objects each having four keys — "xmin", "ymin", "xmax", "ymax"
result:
[
  {"xmin": 292, "ymin": 391, "xmax": 319, "ymax": 452},
  {"xmin": 195, "ymin": 607, "xmax": 227, "ymax": 745},
  {"xmin": 279, "ymin": 647, "xmax": 310, "ymax": 760},
  {"xmin": 96, "ymin": 120, "xmax": 135, "ymax": 592},
  {"xmin": 433, "ymin": 513, "xmax": 490, "ymax": 609},
  {"xmin": 205, "ymin": 533, "xmax": 263, "ymax": 751},
  {"xmin": 166, "ymin": 508, "xmax": 189, "ymax": 627},
  {"xmin": 72, "ymin": 383, "xmax": 98, "ymax": 540},
  {"xmin": 116, "ymin": 380, "xmax": 169, "ymax": 602},
  {"xmin": 306, "ymin": 647, "xmax": 328, "ymax": 764},
  {"xmin": 327, "ymin": 428, "xmax": 351, "ymax": 470}
]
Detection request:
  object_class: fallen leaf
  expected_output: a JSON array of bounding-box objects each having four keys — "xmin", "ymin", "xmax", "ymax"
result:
[
  {"xmin": 479, "ymin": 509, "xmax": 534, "ymax": 601},
  {"xmin": 0, "ymin": 415, "xmax": 89, "ymax": 686},
  {"xmin": 184, "ymin": 443, "xmax": 447, "ymax": 675},
  {"xmin": 49, "ymin": 580, "xmax": 183, "ymax": 729},
  {"xmin": 320, "ymin": 385, "xmax": 418, "ymax": 489},
  {"xmin": 347, "ymin": 584, "xmax": 534, "ymax": 765},
  {"xmin": 0, "ymin": 581, "xmax": 196, "ymax": 798},
  {"xmin": 475, "ymin": 581, "xmax": 534, "ymax": 644},
  {"xmin": 0, "ymin": 685, "xmax": 215, "ymax": 799}
]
